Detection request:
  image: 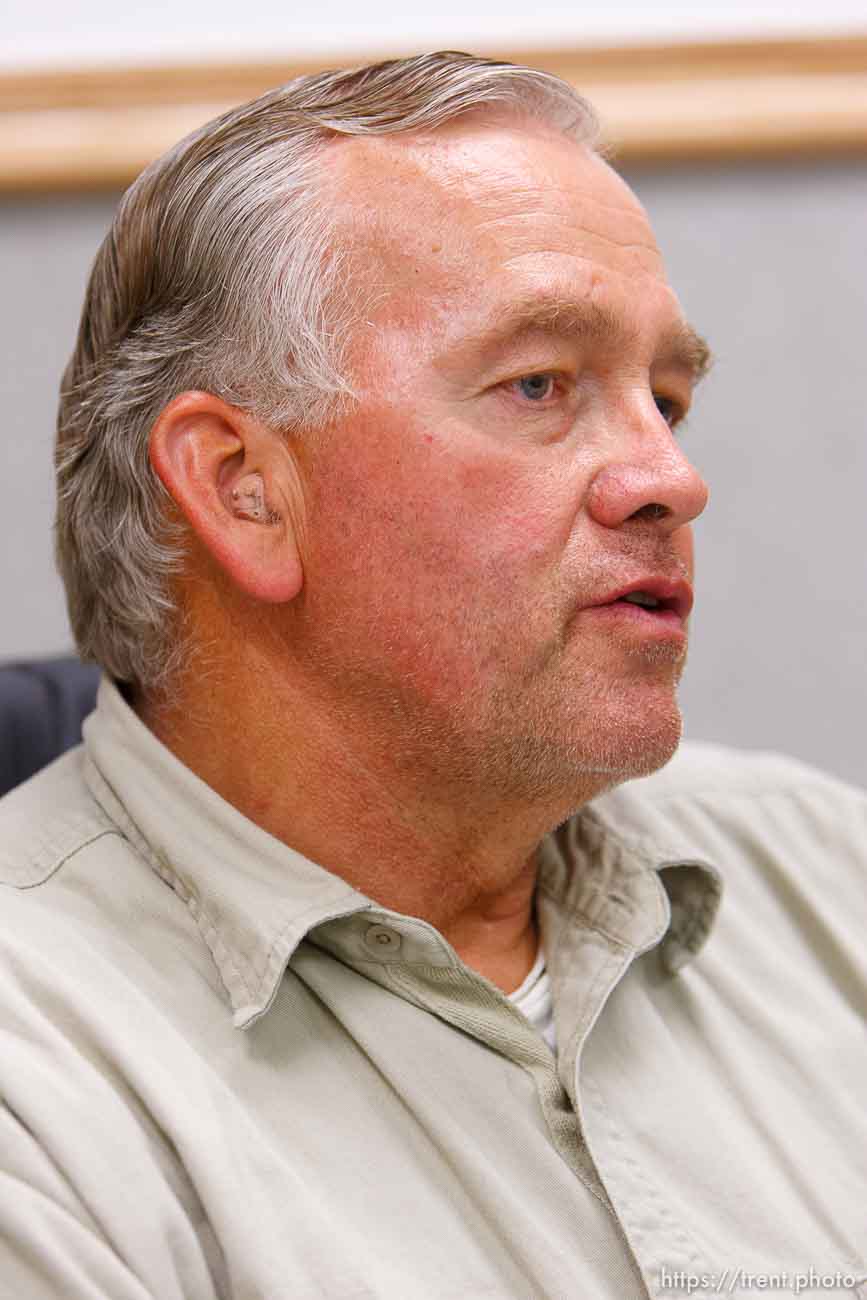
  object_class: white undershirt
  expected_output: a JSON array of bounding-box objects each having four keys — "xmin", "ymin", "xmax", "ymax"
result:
[{"xmin": 508, "ymin": 946, "xmax": 557, "ymax": 1054}]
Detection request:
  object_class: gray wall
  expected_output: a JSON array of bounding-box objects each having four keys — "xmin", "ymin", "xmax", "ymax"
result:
[
  {"xmin": 1, "ymin": 157, "xmax": 865, "ymax": 787},
  {"xmin": 623, "ymin": 159, "xmax": 867, "ymax": 788},
  {"xmin": 1, "ymin": 194, "xmax": 116, "ymax": 661}
]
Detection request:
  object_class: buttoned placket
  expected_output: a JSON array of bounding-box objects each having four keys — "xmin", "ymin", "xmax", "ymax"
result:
[
  {"xmin": 550, "ymin": 857, "xmax": 724, "ymax": 1300},
  {"xmin": 306, "ymin": 834, "xmax": 720, "ymax": 1300},
  {"xmin": 312, "ymin": 905, "xmax": 647, "ymax": 1214}
]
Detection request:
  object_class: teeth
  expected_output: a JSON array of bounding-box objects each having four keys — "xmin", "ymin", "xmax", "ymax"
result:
[{"xmin": 622, "ymin": 591, "xmax": 660, "ymax": 608}]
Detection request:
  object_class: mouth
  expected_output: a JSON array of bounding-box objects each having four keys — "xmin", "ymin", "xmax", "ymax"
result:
[{"xmin": 581, "ymin": 577, "xmax": 694, "ymax": 634}]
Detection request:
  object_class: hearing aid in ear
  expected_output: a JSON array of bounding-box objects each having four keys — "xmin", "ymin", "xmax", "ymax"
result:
[{"xmin": 230, "ymin": 474, "xmax": 269, "ymax": 523}]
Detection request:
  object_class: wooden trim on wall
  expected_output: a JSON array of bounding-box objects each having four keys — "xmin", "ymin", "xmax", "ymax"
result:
[{"xmin": 2, "ymin": 33, "xmax": 867, "ymax": 191}]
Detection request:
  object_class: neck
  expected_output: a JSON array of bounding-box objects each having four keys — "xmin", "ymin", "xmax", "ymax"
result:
[{"xmin": 137, "ymin": 643, "xmax": 587, "ymax": 993}]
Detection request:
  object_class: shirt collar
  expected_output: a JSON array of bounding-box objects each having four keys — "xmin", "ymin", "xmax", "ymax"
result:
[
  {"xmin": 83, "ymin": 677, "xmax": 372, "ymax": 1028},
  {"xmin": 83, "ymin": 677, "xmax": 722, "ymax": 1029},
  {"xmin": 538, "ymin": 804, "xmax": 723, "ymax": 975}
]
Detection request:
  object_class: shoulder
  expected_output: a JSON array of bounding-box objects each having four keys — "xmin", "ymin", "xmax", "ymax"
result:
[
  {"xmin": 0, "ymin": 746, "xmax": 219, "ymax": 1051},
  {"xmin": 592, "ymin": 739, "xmax": 865, "ymax": 841},
  {"xmin": 0, "ymin": 746, "xmax": 120, "ymax": 891},
  {"xmin": 0, "ymin": 749, "xmax": 138, "ymax": 985},
  {"xmin": 603, "ymin": 738, "xmax": 861, "ymax": 807},
  {"xmin": 591, "ymin": 741, "xmax": 867, "ymax": 949}
]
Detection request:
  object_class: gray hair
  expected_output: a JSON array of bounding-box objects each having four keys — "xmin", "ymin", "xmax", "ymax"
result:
[{"xmin": 55, "ymin": 50, "xmax": 598, "ymax": 692}]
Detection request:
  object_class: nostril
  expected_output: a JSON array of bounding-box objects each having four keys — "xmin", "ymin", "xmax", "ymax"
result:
[{"xmin": 631, "ymin": 502, "xmax": 670, "ymax": 522}]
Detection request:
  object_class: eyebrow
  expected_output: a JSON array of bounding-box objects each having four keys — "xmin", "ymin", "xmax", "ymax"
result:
[{"xmin": 453, "ymin": 293, "xmax": 712, "ymax": 385}]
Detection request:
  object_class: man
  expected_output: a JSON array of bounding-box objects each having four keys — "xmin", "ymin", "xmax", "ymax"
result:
[{"xmin": 1, "ymin": 51, "xmax": 864, "ymax": 1300}]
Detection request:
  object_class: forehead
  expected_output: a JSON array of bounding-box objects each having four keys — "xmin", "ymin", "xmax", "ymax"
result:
[{"xmin": 326, "ymin": 115, "xmax": 681, "ymax": 358}]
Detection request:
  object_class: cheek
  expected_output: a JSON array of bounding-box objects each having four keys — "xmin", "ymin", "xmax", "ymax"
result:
[
  {"xmin": 313, "ymin": 431, "xmax": 566, "ymax": 586},
  {"xmin": 301, "ymin": 442, "xmax": 460, "ymax": 638},
  {"xmin": 303, "ymin": 440, "xmax": 574, "ymax": 687},
  {"xmin": 447, "ymin": 453, "xmax": 578, "ymax": 572}
]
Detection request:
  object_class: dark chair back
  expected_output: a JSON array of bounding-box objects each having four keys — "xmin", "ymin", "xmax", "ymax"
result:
[{"xmin": 0, "ymin": 658, "xmax": 101, "ymax": 798}]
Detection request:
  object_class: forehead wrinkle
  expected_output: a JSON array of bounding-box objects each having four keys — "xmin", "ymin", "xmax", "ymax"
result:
[{"xmin": 473, "ymin": 205, "xmax": 662, "ymax": 262}]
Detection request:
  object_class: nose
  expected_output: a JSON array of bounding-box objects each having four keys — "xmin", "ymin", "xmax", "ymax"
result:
[{"xmin": 585, "ymin": 411, "xmax": 709, "ymax": 534}]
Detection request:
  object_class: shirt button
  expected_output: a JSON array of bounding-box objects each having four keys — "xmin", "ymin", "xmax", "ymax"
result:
[{"xmin": 364, "ymin": 924, "xmax": 402, "ymax": 955}]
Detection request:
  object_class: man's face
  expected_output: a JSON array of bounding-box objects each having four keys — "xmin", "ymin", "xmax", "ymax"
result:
[{"xmin": 291, "ymin": 114, "xmax": 709, "ymax": 811}]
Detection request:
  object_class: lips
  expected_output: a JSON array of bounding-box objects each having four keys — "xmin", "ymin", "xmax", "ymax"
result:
[{"xmin": 593, "ymin": 578, "xmax": 694, "ymax": 621}]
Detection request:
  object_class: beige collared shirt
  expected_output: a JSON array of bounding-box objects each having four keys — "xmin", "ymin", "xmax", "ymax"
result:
[{"xmin": 1, "ymin": 678, "xmax": 865, "ymax": 1300}]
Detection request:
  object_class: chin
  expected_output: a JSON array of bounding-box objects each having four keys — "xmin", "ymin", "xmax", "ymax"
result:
[
  {"xmin": 554, "ymin": 682, "xmax": 685, "ymax": 798},
  {"xmin": 479, "ymin": 690, "xmax": 682, "ymax": 816},
  {"xmin": 582, "ymin": 721, "xmax": 681, "ymax": 784}
]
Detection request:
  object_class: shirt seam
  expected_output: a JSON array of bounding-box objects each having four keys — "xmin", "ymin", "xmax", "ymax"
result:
[
  {"xmin": 83, "ymin": 753, "xmax": 369, "ymax": 1023},
  {"xmin": 581, "ymin": 1068, "xmax": 711, "ymax": 1291},
  {"xmin": 0, "ymin": 828, "xmax": 119, "ymax": 891},
  {"xmin": 573, "ymin": 805, "xmax": 696, "ymax": 876},
  {"xmin": 249, "ymin": 893, "xmax": 371, "ymax": 1006},
  {"xmin": 152, "ymin": 849, "xmax": 258, "ymax": 1009},
  {"xmin": 536, "ymin": 860, "xmax": 668, "ymax": 960},
  {"xmin": 83, "ymin": 755, "xmax": 259, "ymax": 1010}
]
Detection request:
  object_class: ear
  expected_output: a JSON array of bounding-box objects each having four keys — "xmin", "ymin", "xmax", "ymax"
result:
[{"xmin": 149, "ymin": 391, "xmax": 304, "ymax": 603}]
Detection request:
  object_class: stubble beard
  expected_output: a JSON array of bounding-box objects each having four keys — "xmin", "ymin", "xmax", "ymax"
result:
[
  {"xmin": 442, "ymin": 633, "xmax": 689, "ymax": 818},
  {"xmin": 296, "ymin": 591, "xmax": 688, "ymax": 827}
]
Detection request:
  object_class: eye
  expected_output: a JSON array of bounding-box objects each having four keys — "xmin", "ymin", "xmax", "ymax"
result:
[
  {"xmin": 654, "ymin": 393, "xmax": 685, "ymax": 429},
  {"xmin": 511, "ymin": 373, "xmax": 557, "ymax": 403}
]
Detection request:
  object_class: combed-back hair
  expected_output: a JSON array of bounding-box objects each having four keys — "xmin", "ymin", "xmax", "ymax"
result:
[{"xmin": 55, "ymin": 50, "xmax": 597, "ymax": 691}]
